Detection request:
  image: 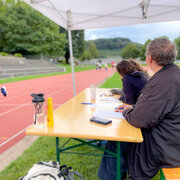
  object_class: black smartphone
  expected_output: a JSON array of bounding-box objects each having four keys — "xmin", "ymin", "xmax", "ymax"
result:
[{"xmin": 90, "ymin": 116, "xmax": 112, "ymax": 125}]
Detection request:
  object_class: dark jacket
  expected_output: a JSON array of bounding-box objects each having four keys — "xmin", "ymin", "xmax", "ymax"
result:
[
  {"xmin": 123, "ymin": 64, "xmax": 180, "ymax": 179},
  {"xmin": 120, "ymin": 71, "xmax": 149, "ymax": 105}
]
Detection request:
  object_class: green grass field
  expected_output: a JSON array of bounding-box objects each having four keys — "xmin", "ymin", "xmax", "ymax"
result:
[{"xmin": 0, "ymin": 72, "xmax": 160, "ymax": 180}]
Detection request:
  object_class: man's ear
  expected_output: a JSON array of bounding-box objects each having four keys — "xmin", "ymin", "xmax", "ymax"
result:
[{"xmin": 149, "ymin": 55, "xmax": 153, "ymax": 64}]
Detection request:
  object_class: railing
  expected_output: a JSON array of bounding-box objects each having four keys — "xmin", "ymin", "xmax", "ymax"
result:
[{"xmin": 0, "ymin": 67, "xmax": 66, "ymax": 79}]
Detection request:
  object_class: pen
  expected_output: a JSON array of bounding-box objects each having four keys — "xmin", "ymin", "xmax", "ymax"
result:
[
  {"xmin": 115, "ymin": 107, "xmax": 124, "ymax": 110},
  {"xmin": 99, "ymin": 93, "xmax": 106, "ymax": 97},
  {"xmin": 99, "ymin": 94, "xmax": 114, "ymax": 97},
  {"xmin": 81, "ymin": 103, "xmax": 93, "ymax": 105}
]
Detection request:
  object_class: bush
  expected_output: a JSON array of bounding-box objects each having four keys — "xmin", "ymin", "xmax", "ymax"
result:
[
  {"xmin": 80, "ymin": 51, "xmax": 91, "ymax": 60},
  {"xmin": 60, "ymin": 58, "xmax": 66, "ymax": 64},
  {"xmin": 0, "ymin": 52, "xmax": 9, "ymax": 56},
  {"xmin": 14, "ymin": 53, "xmax": 23, "ymax": 57},
  {"xmin": 121, "ymin": 44, "xmax": 140, "ymax": 59}
]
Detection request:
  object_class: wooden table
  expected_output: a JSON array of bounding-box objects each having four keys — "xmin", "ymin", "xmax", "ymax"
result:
[{"xmin": 26, "ymin": 88, "xmax": 143, "ymax": 180}]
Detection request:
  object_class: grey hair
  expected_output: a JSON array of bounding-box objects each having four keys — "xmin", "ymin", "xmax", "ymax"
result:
[{"xmin": 145, "ymin": 38, "xmax": 178, "ymax": 66}]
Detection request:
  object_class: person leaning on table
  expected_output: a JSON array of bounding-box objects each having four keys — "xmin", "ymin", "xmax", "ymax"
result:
[
  {"xmin": 116, "ymin": 38, "xmax": 180, "ymax": 180},
  {"xmin": 99, "ymin": 59, "xmax": 149, "ymax": 180}
]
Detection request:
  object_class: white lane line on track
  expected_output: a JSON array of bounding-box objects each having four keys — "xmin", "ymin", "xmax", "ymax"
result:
[
  {"xmin": 0, "ymin": 104, "xmax": 31, "ymax": 106},
  {"xmin": 0, "ymin": 103, "xmax": 31, "ymax": 117},
  {"xmin": 0, "ymin": 78, "xmax": 69, "ymax": 103},
  {"xmin": 0, "ymin": 104, "xmax": 62, "ymax": 106},
  {"xmin": 0, "ymin": 78, "xmax": 88, "ymax": 117},
  {"xmin": 0, "ymin": 104, "xmax": 62, "ymax": 148},
  {"xmin": 1, "ymin": 73, "xmax": 68, "ymax": 90},
  {"xmin": 0, "ymin": 70, "xmax": 110, "ymax": 104},
  {"xmin": 0, "ymin": 73, "xmax": 75, "ymax": 102},
  {"xmin": 0, "ymin": 69, "xmax": 105, "ymax": 104},
  {"xmin": 0, "ymin": 124, "xmax": 32, "ymax": 148},
  {"xmin": 0, "ymin": 73, "xmax": 111, "ymax": 148}
]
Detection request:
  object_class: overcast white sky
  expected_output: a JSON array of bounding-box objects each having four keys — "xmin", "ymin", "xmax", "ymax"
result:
[{"xmin": 85, "ymin": 21, "xmax": 180, "ymax": 44}]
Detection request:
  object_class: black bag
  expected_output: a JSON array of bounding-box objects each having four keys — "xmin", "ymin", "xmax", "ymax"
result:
[{"xmin": 110, "ymin": 88, "xmax": 124, "ymax": 95}]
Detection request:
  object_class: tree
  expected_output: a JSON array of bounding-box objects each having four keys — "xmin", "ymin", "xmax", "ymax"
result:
[
  {"xmin": 72, "ymin": 30, "xmax": 85, "ymax": 58},
  {"xmin": 140, "ymin": 39, "xmax": 151, "ymax": 61},
  {"xmin": 121, "ymin": 44, "xmax": 140, "ymax": 59},
  {"xmin": 174, "ymin": 37, "xmax": 180, "ymax": 60},
  {"xmin": 86, "ymin": 37, "xmax": 132, "ymax": 50},
  {"xmin": 88, "ymin": 42, "xmax": 98, "ymax": 59},
  {"xmin": 60, "ymin": 28, "xmax": 85, "ymax": 64},
  {"xmin": 0, "ymin": 1, "xmax": 67, "ymax": 57},
  {"xmin": 81, "ymin": 50, "xmax": 91, "ymax": 60}
]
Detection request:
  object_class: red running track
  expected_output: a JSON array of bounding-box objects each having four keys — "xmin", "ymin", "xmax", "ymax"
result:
[{"xmin": 0, "ymin": 69, "xmax": 114, "ymax": 154}]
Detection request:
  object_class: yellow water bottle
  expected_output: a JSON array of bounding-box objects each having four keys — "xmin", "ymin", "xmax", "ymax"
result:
[{"xmin": 47, "ymin": 97, "xmax": 54, "ymax": 127}]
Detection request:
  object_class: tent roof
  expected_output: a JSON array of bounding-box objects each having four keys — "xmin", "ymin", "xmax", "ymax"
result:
[{"xmin": 23, "ymin": 0, "xmax": 180, "ymax": 30}]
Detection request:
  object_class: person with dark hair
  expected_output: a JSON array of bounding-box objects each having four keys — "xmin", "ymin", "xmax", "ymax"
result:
[
  {"xmin": 110, "ymin": 59, "xmax": 149, "ymax": 96},
  {"xmin": 115, "ymin": 38, "xmax": 180, "ymax": 179},
  {"xmin": 116, "ymin": 59, "xmax": 149, "ymax": 105},
  {"xmin": 98, "ymin": 59, "xmax": 149, "ymax": 180},
  {"xmin": 128, "ymin": 59, "xmax": 149, "ymax": 77}
]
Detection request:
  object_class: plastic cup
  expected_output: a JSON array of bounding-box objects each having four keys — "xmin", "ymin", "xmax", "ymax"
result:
[
  {"xmin": 91, "ymin": 85, "xmax": 96, "ymax": 101},
  {"xmin": 33, "ymin": 103, "xmax": 45, "ymax": 129},
  {"xmin": 34, "ymin": 113, "xmax": 45, "ymax": 129}
]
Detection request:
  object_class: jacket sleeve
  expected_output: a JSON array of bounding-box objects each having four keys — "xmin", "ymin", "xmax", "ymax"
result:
[
  {"xmin": 120, "ymin": 78, "xmax": 136, "ymax": 105},
  {"xmin": 122, "ymin": 82, "xmax": 175, "ymax": 129}
]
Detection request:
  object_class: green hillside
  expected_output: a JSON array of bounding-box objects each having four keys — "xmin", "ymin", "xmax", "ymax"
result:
[
  {"xmin": 98, "ymin": 49, "xmax": 122, "ymax": 58},
  {"xmin": 86, "ymin": 37, "xmax": 142, "ymax": 58}
]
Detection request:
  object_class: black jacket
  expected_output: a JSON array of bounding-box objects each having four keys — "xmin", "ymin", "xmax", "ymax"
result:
[
  {"xmin": 120, "ymin": 71, "xmax": 149, "ymax": 105},
  {"xmin": 123, "ymin": 64, "xmax": 180, "ymax": 179}
]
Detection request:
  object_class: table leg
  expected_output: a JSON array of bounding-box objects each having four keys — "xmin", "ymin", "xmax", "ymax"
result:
[
  {"xmin": 160, "ymin": 169, "xmax": 165, "ymax": 180},
  {"xmin": 117, "ymin": 141, "xmax": 121, "ymax": 180},
  {"xmin": 56, "ymin": 137, "xmax": 60, "ymax": 162}
]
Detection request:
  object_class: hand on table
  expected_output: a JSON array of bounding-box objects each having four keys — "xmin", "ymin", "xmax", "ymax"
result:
[{"xmin": 115, "ymin": 104, "xmax": 132, "ymax": 112}]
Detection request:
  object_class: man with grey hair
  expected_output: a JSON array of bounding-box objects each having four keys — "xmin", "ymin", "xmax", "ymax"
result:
[
  {"xmin": 118, "ymin": 38, "xmax": 180, "ymax": 179},
  {"xmin": 99, "ymin": 38, "xmax": 180, "ymax": 180}
]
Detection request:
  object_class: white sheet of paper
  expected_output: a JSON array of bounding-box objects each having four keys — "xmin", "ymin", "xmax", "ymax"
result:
[
  {"xmin": 100, "ymin": 97, "xmax": 117, "ymax": 101},
  {"xmin": 91, "ymin": 103, "xmax": 122, "ymax": 109},
  {"xmin": 93, "ymin": 110, "xmax": 124, "ymax": 119}
]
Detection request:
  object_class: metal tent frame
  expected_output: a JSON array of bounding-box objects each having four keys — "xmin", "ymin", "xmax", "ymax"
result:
[{"xmin": 24, "ymin": 0, "xmax": 180, "ymax": 96}]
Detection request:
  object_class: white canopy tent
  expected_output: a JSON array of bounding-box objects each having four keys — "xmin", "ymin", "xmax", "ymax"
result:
[{"xmin": 23, "ymin": 0, "xmax": 180, "ymax": 95}]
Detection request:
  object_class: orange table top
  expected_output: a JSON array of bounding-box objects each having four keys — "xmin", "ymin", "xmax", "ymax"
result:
[{"xmin": 26, "ymin": 88, "xmax": 143, "ymax": 143}]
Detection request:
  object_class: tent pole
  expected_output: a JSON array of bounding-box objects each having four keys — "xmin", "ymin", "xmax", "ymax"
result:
[
  {"xmin": 68, "ymin": 28, "xmax": 76, "ymax": 96},
  {"xmin": 67, "ymin": 10, "xmax": 76, "ymax": 96}
]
